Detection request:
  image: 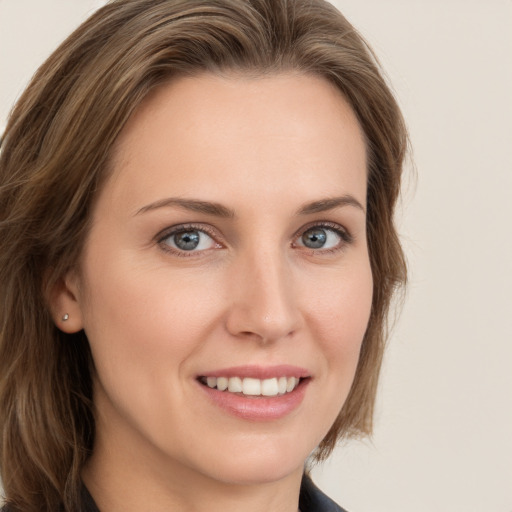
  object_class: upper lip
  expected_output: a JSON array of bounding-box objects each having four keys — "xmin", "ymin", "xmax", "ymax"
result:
[{"xmin": 198, "ymin": 365, "xmax": 310, "ymax": 380}]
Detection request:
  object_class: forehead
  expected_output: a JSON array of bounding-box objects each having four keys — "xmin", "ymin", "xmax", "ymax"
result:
[{"xmin": 103, "ymin": 72, "xmax": 368, "ymax": 214}]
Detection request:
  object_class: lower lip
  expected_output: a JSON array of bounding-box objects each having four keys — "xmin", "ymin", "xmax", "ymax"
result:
[{"xmin": 198, "ymin": 379, "xmax": 310, "ymax": 421}]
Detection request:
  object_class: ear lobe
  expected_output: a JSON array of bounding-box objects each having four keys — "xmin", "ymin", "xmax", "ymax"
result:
[{"xmin": 47, "ymin": 272, "xmax": 84, "ymax": 333}]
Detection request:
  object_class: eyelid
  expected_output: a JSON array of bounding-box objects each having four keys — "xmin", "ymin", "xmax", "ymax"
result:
[
  {"xmin": 292, "ymin": 221, "xmax": 353, "ymax": 249},
  {"xmin": 155, "ymin": 220, "xmax": 353, "ymax": 257},
  {"xmin": 156, "ymin": 223, "xmax": 223, "ymax": 256}
]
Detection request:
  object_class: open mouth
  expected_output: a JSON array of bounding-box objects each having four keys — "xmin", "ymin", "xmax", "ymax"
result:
[{"xmin": 197, "ymin": 375, "xmax": 307, "ymax": 397}]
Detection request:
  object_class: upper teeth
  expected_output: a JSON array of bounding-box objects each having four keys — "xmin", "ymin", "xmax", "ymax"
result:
[{"xmin": 203, "ymin": 376, "xmax": 300, "ymax": 396}]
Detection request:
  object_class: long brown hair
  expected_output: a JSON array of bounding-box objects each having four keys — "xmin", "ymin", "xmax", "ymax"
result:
[{"xmin": 0, "ymin": 0, "xmax": 408, "ymax": 510}]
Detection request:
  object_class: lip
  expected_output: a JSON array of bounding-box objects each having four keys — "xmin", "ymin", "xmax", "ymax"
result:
[
  {"xmin": 196, "ymin": 365, "xmax": 311, "ymax": 421},
  {"xmin": 198, "ymin": 364, "xmax": 310, "ymax": 380}
]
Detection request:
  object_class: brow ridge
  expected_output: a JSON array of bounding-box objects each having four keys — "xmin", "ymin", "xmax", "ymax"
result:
[
  {"xmin": 136, "ymin": 194, "xmax": 364, "ymax": 218},
  {"xmin": 136, "ymin": 197, "xmax": 235, "ymax": 218},
  {"xmin": 297, "ymin": 195, "xmax": 365, "ymax": 215}
]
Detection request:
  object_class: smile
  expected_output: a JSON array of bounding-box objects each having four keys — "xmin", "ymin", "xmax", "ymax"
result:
[
  {"xmin": 197, "ymin": 365, "xmax": 311, "ymax": 420},
  {"xmin": 198, "ymin": 376, "xmax": 301, "ymax": 396}
]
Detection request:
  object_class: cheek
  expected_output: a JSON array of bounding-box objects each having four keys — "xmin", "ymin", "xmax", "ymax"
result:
[
  {"xmin": 303, "ymin": 258, "xmax": 372, "ymax": 421},
  {"xmin": 78, "ymin": 260, "xmax": 230, "ymax": 445},
  {"xmin": 78, "ymin": 254, "xmax": 225, "ymax": 380},
  {"xmin": 304, "ymin": 260, "xmax": 373, "ymax": 361},
  {"xmin": 296, "ymin": 258, "xmax": 373, "ymax": 444}
]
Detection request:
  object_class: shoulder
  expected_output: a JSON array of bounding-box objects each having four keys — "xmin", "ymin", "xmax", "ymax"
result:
[{"xmin": 299, "ymin": 473, "xmax": 349, "ymax": 512}]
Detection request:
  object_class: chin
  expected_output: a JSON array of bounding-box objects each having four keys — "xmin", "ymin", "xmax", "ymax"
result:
[
  {"xmin": 190, "ymin": 435, "xmax": 312, "ymax": 486},
  {"xmin": 206, "ymin": 460, "xmax": 303, "ymax": 487}
]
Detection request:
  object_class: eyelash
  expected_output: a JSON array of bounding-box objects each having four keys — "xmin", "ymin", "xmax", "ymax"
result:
[
  {"xmin": 293, "ymin": 221, "xmax": 354, "ymax": 254},
  {"xmin": 157, "ymin": 223, "xmax": 220, "ymax": 258},
  {"xmin": 156, "ymin": 221, "xmax": 353, "ymax": 258}
]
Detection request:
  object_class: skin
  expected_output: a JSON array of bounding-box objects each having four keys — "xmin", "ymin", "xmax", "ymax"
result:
[{"xmin": 53, "ymin": 73, "xmax": 373, "ymax": 512}]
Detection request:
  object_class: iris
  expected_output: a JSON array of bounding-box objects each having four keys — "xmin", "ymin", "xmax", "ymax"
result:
[
  {"xmin": 174, "ymin": 230, "xmax": 201, "ymax": 250},
  {"xmin": 302, "ymin": 227, "xmax": 327, "ymax": 249}
]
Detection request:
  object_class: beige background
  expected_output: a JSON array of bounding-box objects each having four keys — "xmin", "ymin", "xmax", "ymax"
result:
[{"xmin": 1, "ymin": 1, "xmax": 511, "ymax": 511}]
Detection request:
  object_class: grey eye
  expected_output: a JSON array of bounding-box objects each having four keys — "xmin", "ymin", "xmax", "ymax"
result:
[
  {"xmin": 298, "ymin": 226, "xmax": 344, "ymax": 250},
  {"xmin": 160, "ymin": 228, "xmax": 216, "ymax": 252},
  {"xmin": 301, "ymin": 227, "xmax": 327, "ymax": 248},
  {"xmin": 174, "ymin": 231, "xmax": 201, "ymax": 250}
]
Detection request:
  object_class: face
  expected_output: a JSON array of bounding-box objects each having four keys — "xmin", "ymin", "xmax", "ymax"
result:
[{"xmin": 58, "ymin": 73, "xmax": 372, "ymax": 487}]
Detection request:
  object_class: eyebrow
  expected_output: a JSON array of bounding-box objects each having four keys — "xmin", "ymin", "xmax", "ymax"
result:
[
  {"xmin": 297, "ymin": 195, "xmax": 366, "ymax": 215},
  {"xmin": 135, "ymin": 197, "xmax": 235, "ymax": 218},
  {"xmin": 135, "ymin": 194, "xmax": 365, "ymax": 218}
]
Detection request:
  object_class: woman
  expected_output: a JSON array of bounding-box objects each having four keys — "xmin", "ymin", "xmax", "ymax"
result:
[{"xmin": 0, "ymin": 1, "xmax": 407, "ymax": 511}]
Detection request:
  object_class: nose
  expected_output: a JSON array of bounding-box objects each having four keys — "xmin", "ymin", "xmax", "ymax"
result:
[{"xmin": 225, "ymin": 248, "xmax": 301, "ymax": 344}]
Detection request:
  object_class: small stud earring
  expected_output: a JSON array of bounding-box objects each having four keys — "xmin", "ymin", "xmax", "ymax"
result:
[{"xmin": 62, "ymin": 313, "xmax": 69, "ymax": 321}]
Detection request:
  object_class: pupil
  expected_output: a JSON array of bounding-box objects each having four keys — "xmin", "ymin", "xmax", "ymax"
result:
[
  {"xmin": 175, "ymin": 231, "xmax": 200, "ymax": 250},
  {"xmin": 302, "ymin": 228, "xmax": 327, "ymax": 249}
]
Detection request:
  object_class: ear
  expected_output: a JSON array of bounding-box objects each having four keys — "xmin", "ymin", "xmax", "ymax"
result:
[{"xmin": 47, "ymin": 270, "xmax": 84, "ymax": 333}]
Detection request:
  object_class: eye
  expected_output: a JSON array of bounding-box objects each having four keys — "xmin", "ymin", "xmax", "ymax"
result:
[
  {"xmin": 295, "ymin": 224, "xmax": 351, "ymax": 251},
  {"xmin": 159, "ymin": 226, "xmax": 220, "ymax": 254}
]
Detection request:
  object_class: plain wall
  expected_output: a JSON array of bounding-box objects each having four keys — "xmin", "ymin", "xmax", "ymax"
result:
[{"xmin": 1, "ymin": 1, "xmax": 511, "ymax": 511}]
